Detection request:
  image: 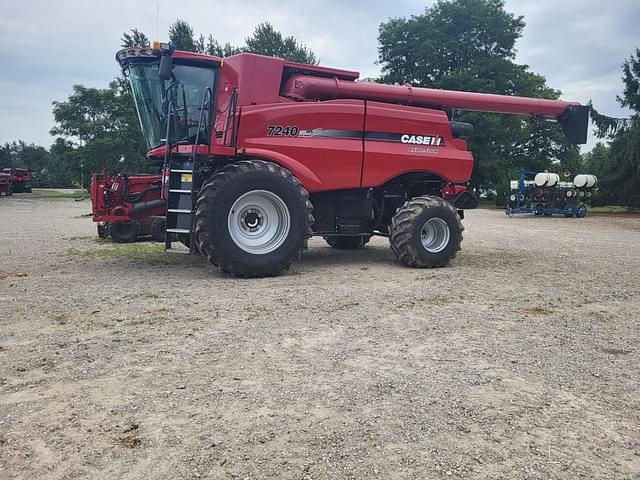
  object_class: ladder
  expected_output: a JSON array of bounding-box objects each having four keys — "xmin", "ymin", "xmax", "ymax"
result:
[
  {"xmin": 165, "ymin": 154, "xmax": 197, "ymax": 253},
  {"xmin": 162, "ymin": 88, "xmax": 213, "ymax": 253}
]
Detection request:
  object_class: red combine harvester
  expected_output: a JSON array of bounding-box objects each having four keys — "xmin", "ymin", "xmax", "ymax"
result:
[
  {"xmin": 90, "ymin": 172, "xmax": 165, "ymax": 242},
  {"xmin": 2, "ymin": 167, "xmax": 32, "ymax": 193},
  {"xmin": 0, "ymin": 172, "xmax": 12, "ymax": 196},
  {"xmin": 116, "ymin": 43, "xmax": 588, "ymax": 277}
]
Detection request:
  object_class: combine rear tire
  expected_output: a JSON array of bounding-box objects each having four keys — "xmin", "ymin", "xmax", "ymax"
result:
[
  {"xmin": 195, "ymin": 160, "xmax": 313, "ymax": 277},
  {"xmin": 323, "ymin": 235, "xmax": 370, "ymax": 249},
  {"xmin": 389, "ymin": 195, "xmax": 463, "ymax": 268},
  {"xmin": 109, "ymin": 220, "xmax": 140, "ymax": 243}
]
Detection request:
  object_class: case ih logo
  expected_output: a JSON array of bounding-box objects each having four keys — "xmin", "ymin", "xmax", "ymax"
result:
[{"xmin": 400, "ymin": 134, "xmax": 445, "ymax": 146}]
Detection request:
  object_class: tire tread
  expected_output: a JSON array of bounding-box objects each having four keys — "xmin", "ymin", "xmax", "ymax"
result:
[
  {"xmin": 389, "ymin": 195, "xmax": 464, "ymax": 268},
  {"xmin": 195, "ymin": 160, "xmax": 313, "ymax": 277}
]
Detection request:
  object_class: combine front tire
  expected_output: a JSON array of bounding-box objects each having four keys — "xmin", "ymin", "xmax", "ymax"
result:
[
  {"xmin": 323, "ymin": 235, "xmax": 371, "ymax": 249},
  {"xmin": 109, "ymin": 220, "xmax": 140, "ymax": 243},
  {"xmin": 150, "ymin": 217, "xmax": 166, "ymax": 242},
  {"xmin": 195, "ymin": 160, "xmax": 313, "ymax": 277},
  {"xmin": 389, "ymin": 195, "xmax": 463, "ymax": 268}
]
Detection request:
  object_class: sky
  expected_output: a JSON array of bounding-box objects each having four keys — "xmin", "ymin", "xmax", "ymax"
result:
[{"xmin": 0, "ymin": 0, "xmax": 637, "ymax": 150}]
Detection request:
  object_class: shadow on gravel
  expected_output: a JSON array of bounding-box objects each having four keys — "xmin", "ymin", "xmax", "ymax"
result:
[{"xmin": 301, "ymin": 244, "xmax": 398, "ymax": 268}]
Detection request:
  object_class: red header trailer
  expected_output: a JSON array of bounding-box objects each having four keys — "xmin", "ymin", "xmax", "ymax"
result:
[
  {"xmin": 116, "ymin": 45, "xmax": 588, "ymax": 277},
  {"xmin": 0, "ymin": 172, "xmax": 12, "ymax": 196},
  {"xmin": 90, "ymin": 172, "xmax": 165, "ymax": 242},
  {"xmin": 1, "ymin": 167, "xmax": 32, "ymax": 193}
]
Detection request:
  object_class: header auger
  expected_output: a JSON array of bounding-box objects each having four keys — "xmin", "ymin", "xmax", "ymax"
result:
[{"xmin": 116, "ymin": 43, "xmax": 588, "ymax": 277}]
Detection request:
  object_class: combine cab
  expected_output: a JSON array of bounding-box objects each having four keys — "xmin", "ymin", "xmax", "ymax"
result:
[
  {"xmin": 116, "ymin": 43, "xmax": 588, "ymax": 276},
  {"xmin": 90, "ymin": 172, "xmax": 166, "ymax": 242}
]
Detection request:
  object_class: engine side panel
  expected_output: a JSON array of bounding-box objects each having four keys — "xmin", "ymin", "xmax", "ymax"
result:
[
  {"xmin": 236, "ymin": 100, "xmax": 365, "ymax": 192},
  {"xmin": 362, "ymin": 102, "xmax": 474, "ymax": 186}
]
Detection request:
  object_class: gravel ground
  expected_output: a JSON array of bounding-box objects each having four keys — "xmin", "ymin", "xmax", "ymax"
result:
[{"xmin": 1, "ymin": 195, "xmax": 639, "ymax": 479}]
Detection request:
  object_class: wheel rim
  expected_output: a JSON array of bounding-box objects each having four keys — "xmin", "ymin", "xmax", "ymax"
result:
[
  {"xmin": 228, "ymin": 190, "xmax": 291, "ymax": 254},
  {"xmin": 577, "ymin": 206, "xmax": 587, "ymax": 217},
  {"xmin": 420, "ymin": 217, "xmax": 450, "ymax": 253}
]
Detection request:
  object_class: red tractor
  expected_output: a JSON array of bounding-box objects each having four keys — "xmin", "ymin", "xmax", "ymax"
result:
[
  {"xmin": 90, "ymin": 171, "xmax": 166, "ymax": 242},
  {"xmin": 116, "ymin": 43, "xmax": 588, "ymax": 277},
  {"xmin": 2, "ymin": 167, "xmax": 32, "ymax": 193}
]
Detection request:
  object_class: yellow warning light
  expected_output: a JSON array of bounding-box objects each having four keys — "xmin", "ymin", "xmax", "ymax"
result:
[{"xmin": 152, "ymin": 40, "xmax": 161, "ymax": 49}]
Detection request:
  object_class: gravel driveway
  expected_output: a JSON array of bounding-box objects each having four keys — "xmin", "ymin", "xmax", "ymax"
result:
[{"xmin": 1, "ymin": 195, "xmax": 639, "ymax": 479}]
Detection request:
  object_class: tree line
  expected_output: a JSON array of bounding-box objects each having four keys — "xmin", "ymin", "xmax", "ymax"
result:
[{"xmin": 1, "ymin": 0, "xmax": 638, "ymax": 206}]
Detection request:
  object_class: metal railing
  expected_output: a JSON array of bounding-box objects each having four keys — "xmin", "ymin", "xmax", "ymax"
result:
[{"xmin": 222, "ymin": 88, "xmax": 238, "ymax": 147}]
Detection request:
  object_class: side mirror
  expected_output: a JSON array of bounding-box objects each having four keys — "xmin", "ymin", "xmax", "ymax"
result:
[{"xmin": 159, "ymin": 54, "xmax": 173, "ymax": 81}]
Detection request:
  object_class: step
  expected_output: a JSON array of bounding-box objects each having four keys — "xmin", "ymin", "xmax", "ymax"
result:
[
  {"xmin": 166, "ymin": 248, "xmax": 191, "ymax": 254},
  {"xmin": 171, "ymin": 169, "xmax": 193, "ymax": 173},
  {"xmin": 166, "ymin": 228, "xmax": 191, "ymax": 234},
  {"xmin": 167, "ymin": 209, "xmax": 192, "ymax": 214}
]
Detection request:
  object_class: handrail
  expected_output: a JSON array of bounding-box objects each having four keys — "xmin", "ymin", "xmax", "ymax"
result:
[
  {"xmin": 162, "ymin": 101, "xmax": 178, "ymax": 175},
  {"xmin": 222, "ymin": 88, "xmax": 238, "ymax": 147},
  {"xmin": 192, "ymin": 87, "xmax": 213, "ymax": 160}
]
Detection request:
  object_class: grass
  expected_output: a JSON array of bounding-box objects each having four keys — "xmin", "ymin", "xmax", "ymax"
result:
[
  {"xmin": 64, "ymin": 242, "xmax": 165, "ymax": 259},
  {"xmin": 478, "ymin": 199, "xmax": 503, "ymax": 209},
  {"xmin": 588, "ymin": 206, "xmax": 640, "ymax": 215},
  {"xmin": 62, "ymin": 235, "xmax": 100, "ymax": 241},
  {"xmin": 32, "ymin": 188, "xmax": 88, "ymax": 200},
  {"xmin": 245, "ymin": 306, "xmax": 273, "ymax": 321}
]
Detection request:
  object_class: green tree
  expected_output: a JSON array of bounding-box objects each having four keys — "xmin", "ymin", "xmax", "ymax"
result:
[
  {"xmin": 121, "ymin": 28, "xmax": 150, "ymax": 48},
  {"xmin": 583, "ymin": 142, "xmax": 610, "ymax": 176},
  {"xmin": 378, "ymin": 0, "xmax": 579, "ymax": 200},
  {"xmin": 169, "ymin": 19, "xmax": 198, "ymax": 52},
  {"xmin": 50, "ymin": 81, "xmax": 148, "ymax": 188},
  {"xmin": 0, "ymin": 142, "xmax": 16, "ymax": 168},
  {"xmin": 203, "ymin": 34, "xmax": 242, "ymax": 57},
  {"xmin": 589, "ymin": 50, "xmax": 640, "ymax": 206},
  {"xmin": 169, "ymin": 20, "xmax": 317, "ymax": 63},
  {"xmin": 245, "ymin": 23, "xmax": 318, "ymax": 64}
]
